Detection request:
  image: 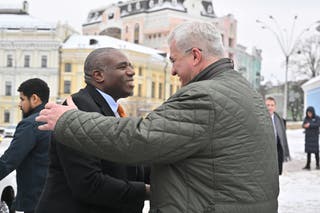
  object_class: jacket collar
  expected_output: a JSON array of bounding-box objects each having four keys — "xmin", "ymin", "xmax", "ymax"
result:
[
  {"xmin": 24, "ymin": 103, "xmax": 45, "ymax": 118},
  {"xmin": 85, "ymin": 84, "xmax": 114, "ymax": 116},
  {"xmin": 188, "ymin": 58, "xmax": 234, "ymax": 84}
]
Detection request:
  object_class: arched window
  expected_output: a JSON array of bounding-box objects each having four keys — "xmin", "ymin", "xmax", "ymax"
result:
[
  {"xmin": 207, "ymin": 5, "xmax": 213, "ymax": 13},
  {"xmin": 134, "ymin": 23, "xmax": 140, "ymax": 44},
  {"xmin": 149, "ymin": 0, "xmax": 154, "ymax": 8},
  {"xmin": 136, "ymin": 1, "xmax": 141, "ymax": 10}
]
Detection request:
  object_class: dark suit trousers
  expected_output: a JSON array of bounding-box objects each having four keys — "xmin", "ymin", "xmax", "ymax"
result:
[{"xmin": 277, "ymin": 136, "xmax": 283, "ymax": 175}]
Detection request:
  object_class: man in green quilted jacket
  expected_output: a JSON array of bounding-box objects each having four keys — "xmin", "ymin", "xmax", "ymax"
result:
[{"xmin": 37, "ymin": 21, "xmax": 279, "ymax": 213}]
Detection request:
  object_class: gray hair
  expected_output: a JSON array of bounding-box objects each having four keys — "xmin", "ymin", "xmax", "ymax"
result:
[{"xmin": 168, "ymin": 21, "xmax": 225, "ymax": 58}]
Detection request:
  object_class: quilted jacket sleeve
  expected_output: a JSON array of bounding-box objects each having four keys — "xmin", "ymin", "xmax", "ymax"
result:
[{"xmin": 55, "ymin": 85, "xmax": 213, "ymax": 164}]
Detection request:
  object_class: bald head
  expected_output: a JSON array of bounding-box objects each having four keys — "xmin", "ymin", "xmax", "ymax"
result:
[
  {"xmin": 84, "ymin": 47, "xmax": 120, "ymax": 84},
  {"xmin": 83, "ymin": 47, "xmax": 135, "ymax": 101}
]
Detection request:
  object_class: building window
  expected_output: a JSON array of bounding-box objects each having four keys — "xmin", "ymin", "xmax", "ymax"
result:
[
  {"xmin": 221, "ymin": 34, "xmax": 224, "ymax": 45},
  {"xmin": 7, "ymin": 54, "xmax": 13, "ymax": 67},
  {"xmin": 228, "ymin": 38, "xmax": 233, "ymax": 47},
  {"xmin": 158, "ymin": 83, "xmax": 163, "ymax": 99},
  {"xmin": 134, "ymin": 23, "xmax": 140, "ymax": 44},
  {"xmin": 4, "ymin": 110, "xmax": 10, "ymax": 123},
  {"xmin": 170, "ymin": 84, "xmax": 173, "ymax": 96},
  {"xmin": 207, "ymin": 5, "xmax": 213, "ymax": 13},
  {"xmin": 41, "ymin": 55, "xmax": 47, "ymax": 68},
  {"xmin": 136, "ymin": 2, "xmax": 141, "ymax": 10},
  {"xmin": 5, "ymin": 81, "xmax": 12, "ymax": 96},
  {"xmin": 65, "ymin": 63, "xmax": 72, "ymax": 72},
  {"xmin": 24, "ymin": 55, "xmax": 30, "ymax": 67},
  {"xmin": 138, "ymin": 84, "xmax": 142, "ymax": 97},
  {"xmin": 64, "ymin": 80, "xmax": 71, "ymax": 94},
  {"xmin": 108, "ymin": 12, "xmax": 114, "ymax": 19},
  {"xmin": 138, "ymin": 66, "xmax": 143, "ymax": 76},
  {"xmin": 149, "ymin": 0, "xmax": 154, "ymax": 7},
  {"xmin": 128, "ymin": 4, "xmax": 132, "ymax": 12},
  {"xmin": 151, "ymin": 82, "xmax": 155, "ymax": 98}
]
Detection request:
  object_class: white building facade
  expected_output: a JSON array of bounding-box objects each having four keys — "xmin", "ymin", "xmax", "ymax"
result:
[{"xmin": 0, "ymin": 1, "xmax": 61, "ymax": 126}]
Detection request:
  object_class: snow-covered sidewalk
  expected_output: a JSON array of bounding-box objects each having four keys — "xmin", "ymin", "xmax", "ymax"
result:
[{"xmin": 279, "ymin": 129, "xmax": 320, "ymax": 213}]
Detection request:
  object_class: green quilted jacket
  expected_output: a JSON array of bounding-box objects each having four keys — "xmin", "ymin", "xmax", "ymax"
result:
[{"xmin": 55, "ymin": 58, "xmax": 279, "ymax": 213}]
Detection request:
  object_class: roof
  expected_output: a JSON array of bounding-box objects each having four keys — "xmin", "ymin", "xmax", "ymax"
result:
[
  {"xmin": 301, "ymin": 75, "xmax": 320, "ymax": 91},
  {"xmin": 0, "ymin": 14, "xmax": 55, "ymax": 30},
  {"xmin": 62, "ymin": 34, "xmax": 165, "ymax": 60},
  {"xmin": 0, "ymin": 0, "xmax": 21, "ymax": 10}
]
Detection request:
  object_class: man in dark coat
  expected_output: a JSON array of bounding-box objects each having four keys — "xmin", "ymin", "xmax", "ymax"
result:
[
  {"xmin": 265, "ymin": 97, "xmax": 291, "ymax": 175},
  {"xmin": 302, "ymin": 106, "xmax": 320, "ymax": 170},
  {"xmin": 35, "ymin": 48, "xmax": 149, "ymax": 213},
  {"xmin": 0, "ymin": 78, "xmax": 51, "ymax": 213}
]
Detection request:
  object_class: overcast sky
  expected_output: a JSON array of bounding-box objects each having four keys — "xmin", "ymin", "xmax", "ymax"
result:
[{"xmin": 26, "ymin": 0, "xmax": 320, "ymax": 84}]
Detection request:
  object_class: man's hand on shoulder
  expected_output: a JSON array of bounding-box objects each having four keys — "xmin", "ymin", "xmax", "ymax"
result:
[{"xmin": 36, "ymin": 96, "xmax": 78, "ymax": 131}]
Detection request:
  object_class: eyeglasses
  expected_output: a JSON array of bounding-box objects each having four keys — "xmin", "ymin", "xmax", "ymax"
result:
[{"xmin": 169, "ymin": 47, "xmax": 202, "ymax": 64}]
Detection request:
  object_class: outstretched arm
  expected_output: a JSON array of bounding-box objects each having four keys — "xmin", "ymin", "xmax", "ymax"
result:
[{"xmin": 51, "ymin": 87, "xmax": 212, "ymax": 165}]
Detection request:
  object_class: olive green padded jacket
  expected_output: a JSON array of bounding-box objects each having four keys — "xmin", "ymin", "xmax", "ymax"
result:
[{"xmin": 55, "ymin": 58, "xmax": 279, "ymax": 213}]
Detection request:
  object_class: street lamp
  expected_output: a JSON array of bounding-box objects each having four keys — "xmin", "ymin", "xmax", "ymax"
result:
[{"xmin": 256, "ymin": 16, "xmax": 320, "ymax": 119}]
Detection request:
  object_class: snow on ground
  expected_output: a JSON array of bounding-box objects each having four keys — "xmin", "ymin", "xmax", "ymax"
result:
[{"xmin": 278, "ymin": 129, "xmax": 320, "ymax": 213}]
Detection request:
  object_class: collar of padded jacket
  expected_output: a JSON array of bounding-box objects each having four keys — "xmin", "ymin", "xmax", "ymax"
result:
[{"xmin": 188, "ymin": 57, "xmax": 234, "ymax": 85}]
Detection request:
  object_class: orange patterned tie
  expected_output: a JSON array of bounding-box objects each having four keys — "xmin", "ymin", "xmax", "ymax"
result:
[{"xmin": 117, "ymin": 104, "xmax": 127, "ymax": 117}]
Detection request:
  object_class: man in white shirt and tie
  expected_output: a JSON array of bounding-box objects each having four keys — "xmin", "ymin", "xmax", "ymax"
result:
[{"xmin": 265, "ymin": 97, "xmax": 291, "ymax": 175}]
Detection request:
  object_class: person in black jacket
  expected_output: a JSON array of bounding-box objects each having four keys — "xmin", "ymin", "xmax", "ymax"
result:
[
  {"xmin": 302, "ymin": 106, "xmax": 320, "ymax": 170},
  {"xmin": 0, "ymin": 78, "xmax": 51, "ymax": 213},
  {"xmin": 35, "ymin": 48, "xmax": 149, "ymax": 213}
]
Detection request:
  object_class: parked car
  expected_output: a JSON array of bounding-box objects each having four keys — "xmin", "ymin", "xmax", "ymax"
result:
[
  {"xmin": 0, "ymin": 138, "xmax": 16, "ymax": 213},
  {"xmin": 0, "ymin": 127, "xmax": 4, "ymax": 143},
  {"xmin": 4, "ymin": 126, "xmax": 16, "ymax": 138}
]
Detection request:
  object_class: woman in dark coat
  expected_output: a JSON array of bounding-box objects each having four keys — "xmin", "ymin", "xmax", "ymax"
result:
[{"xmin": 302, "ymin": 106, "xmax": 320, "ymax": 170}]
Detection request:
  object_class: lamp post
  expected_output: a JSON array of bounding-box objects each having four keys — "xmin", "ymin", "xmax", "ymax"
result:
[{"xmin": 256, "ymin": 16, "xmax": 320, "ymax": 118}]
